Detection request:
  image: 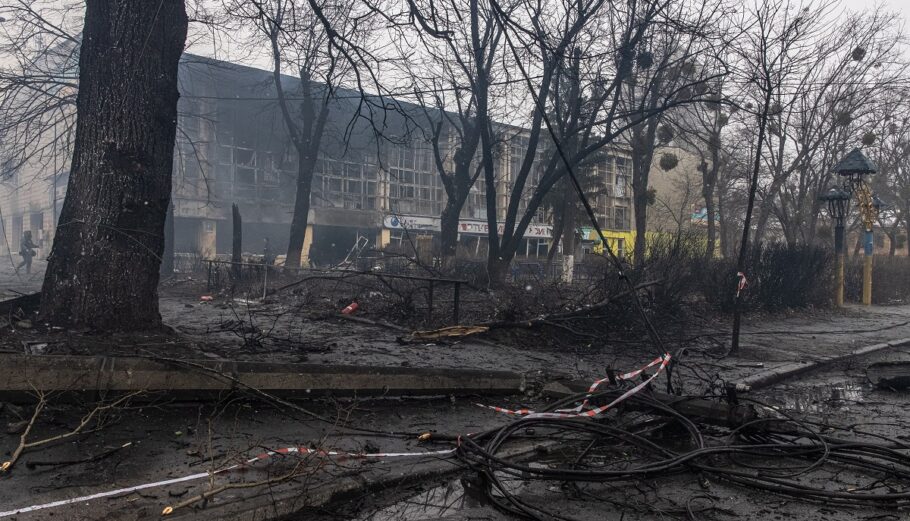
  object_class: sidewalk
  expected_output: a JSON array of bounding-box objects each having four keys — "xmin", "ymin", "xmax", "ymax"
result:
[{"xmin": 0, "ymin": 258, "xmax": 45, "ymax": 299}]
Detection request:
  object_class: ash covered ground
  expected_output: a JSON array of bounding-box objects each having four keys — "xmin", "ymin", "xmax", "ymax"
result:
[{"xmin": 3, "ymin": 265, "xmax": 910, "ymax": 521}]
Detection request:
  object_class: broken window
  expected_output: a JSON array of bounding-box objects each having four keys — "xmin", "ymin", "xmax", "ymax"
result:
[
  {"xmin": 614, "ymin": 206, "xmax": 629, "ymax": 230},
  {"xmin": 266, "ymin": 154, "xmax": 281, "ymax": 185},
  {"xmin": 181, "ymin": 146, "xmax": 201, "ymax": 179},
  {"xmin": 389, "ymin": 145, "xmax": 442, "ymax": 216}
]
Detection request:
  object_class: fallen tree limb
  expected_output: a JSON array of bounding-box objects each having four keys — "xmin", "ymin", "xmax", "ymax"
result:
[
  {"xmin": 1, "ymin": 390, "xmax": 141, "ymax": 473},
  {"xmin": 399, "ymin": 280, "xmax": 663, "ymax": 343}
]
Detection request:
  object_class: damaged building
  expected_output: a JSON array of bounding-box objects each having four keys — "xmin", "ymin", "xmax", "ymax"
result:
[{"xmin": 0, "ymin": 55, "xmax": 688, "ymax": 267}]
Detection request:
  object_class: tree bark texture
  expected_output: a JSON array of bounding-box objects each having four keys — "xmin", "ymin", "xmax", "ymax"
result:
[
  {"xmin": 161, "ymin": 200, "xmax": 175, "ymax": 277},
  {"xmin": 232, "ymin": 203, "xmax": 242, "ymax": 276},
  {"xmin": 285, "ymin": 158, "xmax": 317, "ymax": 267},
  {"xmin": 40, "ymin": 0, "xmax": 188, "ymax": 329},
  {"xmin": 277, "ymin": 68, "xmax": 329, "ymax": 269},
  {"xmin": 439, "ymin": 193, "xmax": 467, "ymax": 258},
  {"xmin": 631, "ymin": 131, "xmax": 657, "ymax": 269}
]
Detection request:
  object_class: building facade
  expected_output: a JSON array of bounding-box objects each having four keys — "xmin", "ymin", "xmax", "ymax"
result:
[{"xmin": 1, "ymin": 55, "xmax": 645, "ymax": 268}]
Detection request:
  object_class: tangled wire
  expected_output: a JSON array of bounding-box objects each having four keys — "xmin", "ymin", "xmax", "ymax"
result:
[{"xmin": 455, "ymin": 389, "xmax": 910, "ymax": 520}]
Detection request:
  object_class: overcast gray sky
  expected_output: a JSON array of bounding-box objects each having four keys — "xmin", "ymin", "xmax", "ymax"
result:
[{"xmin": 843, "ymin": 0, "xmax": 908, "ymax": 35}]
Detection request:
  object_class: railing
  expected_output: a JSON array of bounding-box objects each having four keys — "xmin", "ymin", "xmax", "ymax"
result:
[{"xmin": 203, "ymin": 259, "xmax": 467, "ymax": 324}]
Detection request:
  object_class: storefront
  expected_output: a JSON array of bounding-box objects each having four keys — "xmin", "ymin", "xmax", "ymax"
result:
[
  {"xmin": 381, "ymin": 215, "xmax": 554, "ymax": 258},
  {"xmin": 585, "ymin": 228, "xmax": 634, "ymax": 259}
]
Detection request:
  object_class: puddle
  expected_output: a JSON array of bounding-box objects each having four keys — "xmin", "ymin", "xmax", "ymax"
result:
[
  {"xmin": 357, "ymin": 468, "xmax": 540, "ymax": 520},
  {"xmin": 765, "ymin": 382, "xmax": 866, "ymax": 414}
]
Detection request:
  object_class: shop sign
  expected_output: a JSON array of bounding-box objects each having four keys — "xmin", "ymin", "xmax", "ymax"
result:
[
  {"xmin": 383, "ymin": 215, "xmax": 440, "ymax": 230},
  {"xmin": 384, "ymin": 215, "xmax": 552, "ymax": 239},
  {"xmin": 457, "ymin": 220, "xmax": 552, "ymax": 239}
]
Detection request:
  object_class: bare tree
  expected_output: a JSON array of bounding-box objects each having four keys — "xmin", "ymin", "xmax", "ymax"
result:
[
  {"xmin": 729, "ymin": 0, "xmax": 823, "ymax": 352},
  {"xmin": 39, "ymin": 0, "xmax": 188, "ymax": 328},
  {"xmin": 0, "ymin": 0, "xmax": 226, "ymax": 280},
  {"xmin": 751, "ymin": 5, "xmax": 904, "ymax": 246},
  {"xmin": 621, "ymin": 1, "xmax": 725, "ymax": 267},
  {"xmin": 478, "ymin": 0, "xmax": 724, "ymax": 284},
  {"xmin": 225, "ymin": 0, "xmax": 371, "ymax": 268},
  {"xmin": 397, "ymin": 0, "xmax": 503, "ymax": 265},
  {"xmin": 670, "ymin": 80, "xmax": 730, "ymax": 258},
  {"xmin": 867, "ymin": 89, "xmax": 910, "ymax": 255},
  {"xmin": 0, "ymin": 1, "xmax": 80, "ymax": 188}
]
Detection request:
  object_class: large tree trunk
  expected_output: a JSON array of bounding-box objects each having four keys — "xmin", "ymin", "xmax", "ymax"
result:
[
  {"xmin": 545, "ymin": 199, "xmax": 566, "ymax": 272},
  {"xmin": 161, "ymin": 200, "xmax": 175, "ymax": 277},
  {"xmin": 487, "ymin": 257, "xmax": 510, "ymax": 286},
  {"xmin": 439, "ymin": 190, "xmax": 469, "ymax": 261},
  {"xmin": 560, "ymin": 204, "xmax": 578, "ymax": 282},
  {"xmin": 285, "ymin": 157, "xmax": 316, "ymax": 268},
  {"xmin": 39, "ymin": 0, "xmax": 187, "ymax": 330}
]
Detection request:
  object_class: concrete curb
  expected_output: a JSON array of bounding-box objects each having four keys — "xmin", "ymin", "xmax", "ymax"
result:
[
  {"xmin": 731, "ymin": 337, "xmax": 910, "ymax": 392},
  {"xmin": 0, "ymin": 353, "xmax": 525, "ymax": 400}
]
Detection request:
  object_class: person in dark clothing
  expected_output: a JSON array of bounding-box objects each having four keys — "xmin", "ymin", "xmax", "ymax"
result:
[
  {"xmin": 17, "ymin": 230, "xmax": 38, "ymax": 274},
  {"xmin": 263, "ymin": 237, "xmax": 275, "ymax": 266}
]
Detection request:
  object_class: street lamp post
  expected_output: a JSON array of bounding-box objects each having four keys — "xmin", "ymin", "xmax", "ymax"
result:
[
  {"xmin": 819, "ymin": 187, "xmax": 851, "ymax": 306},
  {"xmin": 833, "ymin": 148, "xmax": 878, "ymax": 305}
]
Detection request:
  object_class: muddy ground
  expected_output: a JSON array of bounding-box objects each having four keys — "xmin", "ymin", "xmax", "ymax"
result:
[{"xmin": 3, "ymin": 263, "xmax": 910, "ymax": 520}]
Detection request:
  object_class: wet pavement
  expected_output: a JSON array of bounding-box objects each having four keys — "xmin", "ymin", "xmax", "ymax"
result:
[
  {"xmin": 324, "ymin": 348, "xmax": 910, "ymax": 521},
  {"xmin": 5, "ymin": 269, "xmax": 910, "ymax": 519}
]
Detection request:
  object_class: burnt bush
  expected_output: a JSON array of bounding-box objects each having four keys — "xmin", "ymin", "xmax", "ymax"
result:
[
  {"xmin": 702, "ymin": 244, "xmax": 833, "ymax": 312},
  {"xmin": 635, "ymin": 233, "xmax": 705, "ymax": 313},
  {"xmin": 845, "ymin": 255, "xmax": 910, "ymax": 304}
]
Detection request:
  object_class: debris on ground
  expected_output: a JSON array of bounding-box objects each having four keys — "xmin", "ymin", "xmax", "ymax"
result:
[{"xmin": 866, "ymin": 360, "xmax": 910, "ymax": 390}]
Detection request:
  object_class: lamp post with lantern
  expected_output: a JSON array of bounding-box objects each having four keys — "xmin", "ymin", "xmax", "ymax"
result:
[
  {"xmin": 830, "ymin": 148, "xmax": 879, "ymax": 305},
  {"xmin": 819, "ymin": 186, "xmax": 851, "ymax": 306}
]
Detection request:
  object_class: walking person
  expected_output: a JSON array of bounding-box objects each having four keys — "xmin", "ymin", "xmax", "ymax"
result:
[
  {"xmin": 262, "ymin": 237, "xmax": 275, "ymax": 266},
  {"xmin": 16, "ymin": 230, "xmax": 38, "ymax": 275}
]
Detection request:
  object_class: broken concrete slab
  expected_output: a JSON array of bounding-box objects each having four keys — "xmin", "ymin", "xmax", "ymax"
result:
[
  {"xmin": 0, "ymin": 353, "xmax": 524, "ymax": 402},
  {"xmin": 866, "ymin": 360, "xmax": 910, "ymax": 390},
  {"xmin": 730, "ymin": 337, "xmax": 910, "ymax": 392}
]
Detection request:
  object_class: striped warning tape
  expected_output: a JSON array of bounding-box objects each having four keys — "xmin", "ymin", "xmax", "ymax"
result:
[
  {"xmin": 0, "ymin": 445, "xmax": 456, "ymax": 518},
  {"xmin": 556, "ymin": 354, "xmax": 667, "ymax": 413},
  {"xmin": 477, "ymin": 353, "xmax": 672, "ymax": 420},
  {"xmin": 0, "ymin": 354, "xmax": 671, "ymax": 518}
]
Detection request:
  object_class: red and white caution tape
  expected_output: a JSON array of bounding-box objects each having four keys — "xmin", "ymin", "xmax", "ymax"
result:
[
  {"xmin": 556, "ymin": 354, "xmax": 667, "ymax": 413},
  {"xmin": 477, "ymin": 353, "xmax": 672, "ymax": 420},
  {"xmin": 736, "ymin": 272, "xmax": 749, "ymax": 297},
  {"xmin": 0, "ymin": 446, "xmax": 455, "ymax": 519}
]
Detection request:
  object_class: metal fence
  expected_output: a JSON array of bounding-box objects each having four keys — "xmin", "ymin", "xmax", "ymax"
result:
[{"xmin": 203, "ymin": 259, "xmax": 466, "ymax": 324}]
